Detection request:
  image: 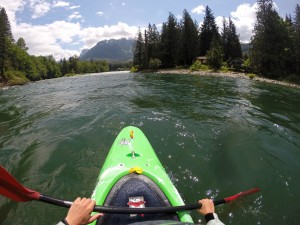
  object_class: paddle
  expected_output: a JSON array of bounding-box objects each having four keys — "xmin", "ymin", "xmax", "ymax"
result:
[{"xmin": 0, "ymin": 165, "xmax": 260, "ymax": 214}]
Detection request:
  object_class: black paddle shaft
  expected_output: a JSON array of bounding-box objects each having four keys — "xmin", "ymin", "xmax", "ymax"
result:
[{"xmin": 40, "ymin": 195, "xmax": 203, "ymax": 214}]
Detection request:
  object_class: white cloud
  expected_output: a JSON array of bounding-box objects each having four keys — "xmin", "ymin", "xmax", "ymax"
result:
[
  {"xmin": 69, "ymin": 5, "xmax": 80, "ymax": 10},
  {"xmin": 230, "ymin": 3, "xmax": 258, "ymax": 43},
  {"xmin": 15, "ymin": 21, "xmax": 81, "ymax": 59},
  {"xmin": 53, "ymin": 1, "xmax": 70, "ymax": 8},
  {"xmin": 122, "ymin": 3, "xmax": 125, "ymax": 6},
  {"xmin": 191, "ymin": 5, "xmax": 205, "ymax": 15},
  {"xmin": 0, "ymin": 0, "xmax": 25, "ymax": 24},
  {"xmin": 28, "ymin": 0, "xmax": 51, "ymax": 19},
  {"xmin": 215, "ymin": 3, "xmax": 258, "ymax": 43},
  {"xmin": 80, "ymin": 22, "xmax": 138, "ymax": 49},
  {"xmin": 11, "ymin": 18, "xmax": 138, "ymax": 60},
  {"xmin": 96, "ymin": 11, "xmax": 104, "ymax": 16},
  {"xmin": 68, "ymin": 11, "xmax": 82, "ymax": 21}
]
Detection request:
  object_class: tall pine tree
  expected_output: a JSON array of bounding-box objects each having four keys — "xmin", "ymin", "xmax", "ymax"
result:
[
  {"xmin": 199, "ymin": 6, "xmax": 220, "ymax": 56},
  {"xmin": 207, "ymin": 35, "xmax": 223, "ymax": 71},
  {"xmin": 250, "ymin": 0, "xmax": 291, "ymax": 78},
  {"xmin": 0, "ymin": 7, "xmax": 14, "ymax": 78},
  {"xmin": 177, "ymin": 9, "xmax": 199, "ymax": 66},
  {"xmin": 146, "ymin": 24, "xmax": 160, "ymax": 61},
  {"xmin": 160, "ymin": 13, "xmax": 180, "ymax": 68},
  {"xmin": 133, "ymin": 28, "xmax": 144, "ymax": 69},
  {"xmin": 294, "ymin": 4, "xmax": 300, "ymax": 74},
  {"xmin": 221, "ymin": 17, "xmax": 242, "ymax": 61}
]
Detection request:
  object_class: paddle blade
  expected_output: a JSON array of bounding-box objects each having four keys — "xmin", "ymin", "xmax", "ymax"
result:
[
  {"xmin": 224, "ymin": 187, "xmax": 260, "ymax": 203},
  {"xmin": 0, "ymin": 166, "xmax": 40, "ymax": 202}
]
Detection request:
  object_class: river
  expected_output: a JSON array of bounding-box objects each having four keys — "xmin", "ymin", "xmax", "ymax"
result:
[{"xmin": 0, "ymin": 72, "xmax": 299, "ymax": 225}]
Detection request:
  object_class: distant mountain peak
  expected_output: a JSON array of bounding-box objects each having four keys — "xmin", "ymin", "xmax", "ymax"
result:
[{"xmin": 80, "ymin": 38, "xmax": 134, "ymax": 61}]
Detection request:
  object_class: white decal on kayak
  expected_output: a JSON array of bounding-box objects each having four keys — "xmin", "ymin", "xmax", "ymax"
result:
[{"xmin": 119, "ymin": 138, "xmax": 130, "ymax": 145}]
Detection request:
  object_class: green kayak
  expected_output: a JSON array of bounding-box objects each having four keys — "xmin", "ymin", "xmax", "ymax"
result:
[{"xmin": 90, "ymin": 126, "xmax": 193, "ymax": 225}]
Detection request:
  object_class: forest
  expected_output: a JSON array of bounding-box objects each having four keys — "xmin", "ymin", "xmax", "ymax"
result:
[{"xmin": 133, "ymin": 0, "xmax": 300, "ymax": 83}]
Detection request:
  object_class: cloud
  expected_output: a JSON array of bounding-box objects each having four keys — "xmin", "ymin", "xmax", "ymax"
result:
[
  {"xmin": 0, "ymin": 0, "xmax": 25, "ymax": 24},
  {"xmin": 28, "ymin": 0, "xmax": 51, "ymax": 19},
  {"xmin": 11, "ymin": 18, "xmax": 138, "ymax": 60},
  {"xmin": 80, "ymin": 22, "xmax": 138, "ymax": 49},
  {"xmin": 15, "ymin": 21, "xmax": 81, "ymax": 59},
  {"xmin": 53, "ymin": 1, "xmax": 70, "ymax": 8},
  {"xmin": 69, "ymin": 5, "xmax": 81, "ymax": 10},
  {"xmin": 96, "ymin": 11, "xmax": 104, "ymax": 16},
  {"xmin": 230, "ymin": 3, "xmax": 258, "ymax": 42},
  {"xmin": 191, "ymin": 5, "xmax": 205, "ymax": 15},
  {"xmin": 215, "ymin": 3, "xmax": 258, "ymax": 43},
  {"xmin": 68, "ymin": 11, "xmax": 82, "ymax": 21},
  {"xmin": 122, "ymin": 3, "xmax": 125, "ymax": 6}
]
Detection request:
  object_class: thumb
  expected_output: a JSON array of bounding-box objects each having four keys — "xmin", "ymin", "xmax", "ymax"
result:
[{"xmin": 88, "ymin": 213, "xmax": 104, "ymax": 223}]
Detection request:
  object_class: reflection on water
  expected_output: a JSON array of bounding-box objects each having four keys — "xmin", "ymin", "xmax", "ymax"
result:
[{"xmin": 0, "ymin": 72, "xmax": 300, "ymax": 224}]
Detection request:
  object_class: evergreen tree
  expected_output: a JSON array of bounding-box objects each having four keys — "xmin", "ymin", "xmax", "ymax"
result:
[
  {"xmin": 207, "ymin": 35, "xmax": 223, "ymax": 71},
  {"xmin": 0, "ymin": 7, "xmax": 14, "ymax": 78},
  {"xmin": 144, "ymin": 29, "xmax": 149, "ymax": 68},
  {"xmin": 250, "ymin": 0, "xmax": 291, "ymax": 77},
  {"xmin": 146, "ymin": 24, "xmax": 160, "ymax": 61},
  {"xmin": 221, "ymin": 17, "xmax": 229, "ymax": 60},
  {"xmin": 61, "ymin": 58, "xmax": 70, "ymax": 75},
  {"xmin": 160, "ymin": 13, "xmax": 180, "ymax": 68},
  {"xmin": 68, "ymin": 55, "xmax": 80, "ymax": 74},
  {"xmin": 294, "ymin": 4, "xmax": 300, "ymax": 74},
  {"xmin": 133, "ymin": 28, "xmax": 144, "ymax": 69},
  {"xmin": 222, "ymin": 17, "xmax": 243, "ymax": 62},
  {"xmin": 177, "ymin": 9, "xmax": 199, "ymax": 66},
  {"xmin": 199, "ymin": 6, "xmax": 220, "ymax": 56},
  {"xmin": 283, "ymin": 13, "xmax": 295, "ymax": 73}
]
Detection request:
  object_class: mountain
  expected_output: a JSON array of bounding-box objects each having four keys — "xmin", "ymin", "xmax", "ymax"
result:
[
  {"xmin": 80, "ymin": 38, "xmax": 134, "ymax": 61},
  {"xmin": 241, "ymin": 43, "xmax": 251, "ymax": 55}
]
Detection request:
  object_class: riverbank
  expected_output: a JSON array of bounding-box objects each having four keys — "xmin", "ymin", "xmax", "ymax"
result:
[
  {"xmin": 157, "ymin": 69, "xmax": 300, "ymax": 89},
  {"xmin": 2, "ymin": 69, "xmax": 299, "ymax": 89}
]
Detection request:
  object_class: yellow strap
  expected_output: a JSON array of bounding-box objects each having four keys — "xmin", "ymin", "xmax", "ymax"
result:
[
  {"xmin": 129, "ymin": 167, "xmax": 143, "ymax": 174},
  {"xmin": 130, "ymin": 130, "xmax": 134, "ymax": 139}
]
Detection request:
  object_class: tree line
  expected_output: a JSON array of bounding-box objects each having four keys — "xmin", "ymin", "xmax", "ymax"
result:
[
  {"xmin": 133, "ymin": 0, "xmax": 300, "ymax": 81},
  {"xmin": 0, "ymin": 6, "xmax": 111, "ymax": 85}
]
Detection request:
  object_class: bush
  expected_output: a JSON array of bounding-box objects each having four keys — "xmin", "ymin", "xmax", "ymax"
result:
[
  {"xmin": 190, "ymin": 60, "xmax": 202, "ymax": 71},
  {"xmin": 130, "ymin": 66, "xmax": 139, "ymax": 73},
  {"xmin": 148, "ymin": 58, "xmax": 161, "ymax": 70},
  {"xmin": 220, "ymin": 66, "xmax": 229, "ymax": 72},
  {"xmin": 5, "ymin": 70, "xmax": 29, "ymax": 85},
  {"xmin": 247, "ymin": 73, "xmax": 256, "ymax": 79}
]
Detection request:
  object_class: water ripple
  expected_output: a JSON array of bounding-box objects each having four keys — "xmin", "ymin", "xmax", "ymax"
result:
[{"xmin": 0, "ymin": 72, "xmax": 300, "ymax": 225}]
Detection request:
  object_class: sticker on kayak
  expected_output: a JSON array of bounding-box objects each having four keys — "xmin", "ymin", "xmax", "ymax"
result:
[
  {"xmin": 128, "ymin": 196, "xmax": 145, "ymax": 217},
  {"xmin": 119, "ymin": 138, "xmax": 130, "ymax": 145}
]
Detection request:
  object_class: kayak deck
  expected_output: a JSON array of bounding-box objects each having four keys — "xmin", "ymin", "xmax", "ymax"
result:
[
  {"xmin": 90, "ymin": 126, "xmax": 193, "ymax": 224},
  {"xmin": 96, "ymin": 173, "xmax": 179, "ymax": 224}
]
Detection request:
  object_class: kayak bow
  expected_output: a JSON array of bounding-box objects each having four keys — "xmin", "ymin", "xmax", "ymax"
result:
[{"xmin": 90, "ymin": 126, "xmax": 193, "ymax": 224}]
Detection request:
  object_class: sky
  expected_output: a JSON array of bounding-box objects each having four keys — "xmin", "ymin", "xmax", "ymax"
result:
[{"xmin": 0, "ymin": 0, "xmax": 298, "ymax": 60}]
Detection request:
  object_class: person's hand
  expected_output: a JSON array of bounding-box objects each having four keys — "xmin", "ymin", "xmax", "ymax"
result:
[
  {"xmin": 198, "ymin": 198, "xmax": 215, "ymax": 215},
  {"xmin": 65, "ymin": 197, "xmax": 103, "ymax": 225}
]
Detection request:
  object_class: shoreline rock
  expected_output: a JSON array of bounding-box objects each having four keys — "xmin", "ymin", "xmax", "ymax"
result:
[{"xmin": 157, "ymin": 69, "xmax": 300, "ymax": 89}]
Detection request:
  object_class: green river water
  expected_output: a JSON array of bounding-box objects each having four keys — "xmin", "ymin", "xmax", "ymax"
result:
[{"xmin": 0, "ymin": 72, "xmax": 300, "ymax": 225}]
